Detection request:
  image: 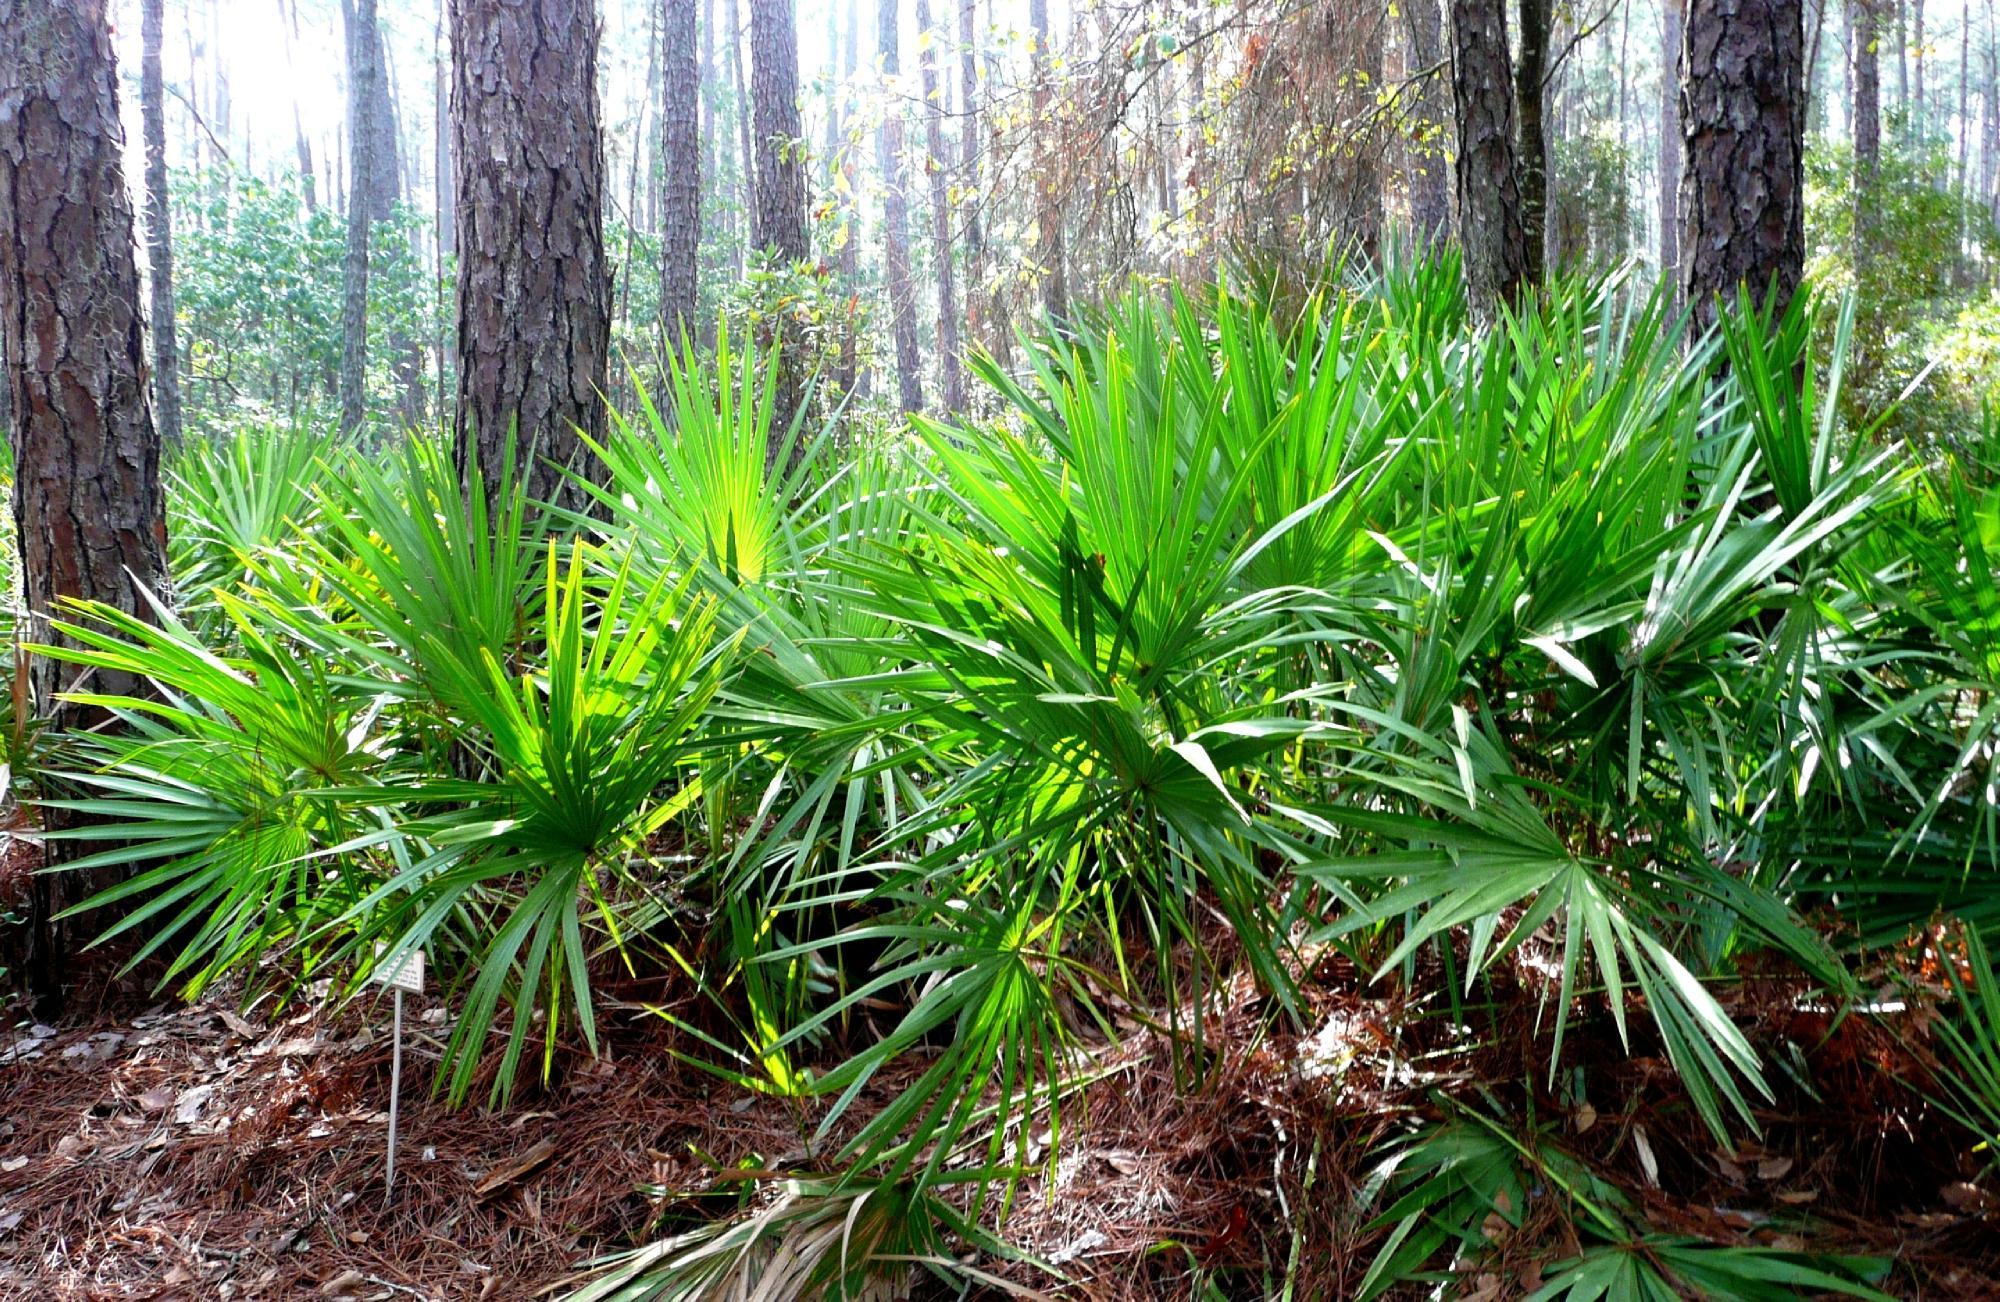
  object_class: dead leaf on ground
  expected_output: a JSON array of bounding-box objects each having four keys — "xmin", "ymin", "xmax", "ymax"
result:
[{"xmin": 473, "ymin": 1137, "xmax": 558, "ymax": 1197}]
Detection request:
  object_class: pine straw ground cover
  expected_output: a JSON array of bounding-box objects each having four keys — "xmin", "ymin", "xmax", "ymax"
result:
[{"xmin": 3, "ymin": 931, "xmax": 1997, "ymax": 1301}]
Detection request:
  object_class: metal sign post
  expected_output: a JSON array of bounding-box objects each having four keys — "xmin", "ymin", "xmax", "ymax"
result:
[{"xmin": 372, "ymin": 946, "xmax": 425, "ymax": 1201}]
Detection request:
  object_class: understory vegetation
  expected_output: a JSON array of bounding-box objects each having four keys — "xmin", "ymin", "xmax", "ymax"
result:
[{"xmin": 19, "ymin": 260, "xmax": 2000, "ymax": 1296}]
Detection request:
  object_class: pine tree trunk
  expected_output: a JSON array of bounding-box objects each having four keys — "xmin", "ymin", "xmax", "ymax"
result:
[
  {"xmin": 662, "ymin": 0, "xmax": 701, "ymax": 346},
  {"xmin": 1030, "ymin": 0, "xmax": 1068, "ymax": 326},
  {"xmin": 1661, "ymin": 0, "xmax": 1683, "ymax": 284},
  {"xmin": 141, "ymin": 0, "xmax": 183, "ymax": 450},
  {"xmin": 339, "ymin": 0, "xmax": 378, "ymax": 437},
  {"xmin": 959, "ymin": 0, "xmax": 985, "ymax": 347},
  {"xmin": 280, "ymin": 0, "xmax": 319, "ymax": 211},
  {"xmin": 1515, "ymin": 0, "xmax": 1550, "ymax": 283},
  {"xmin": 1404, "ymin": 0, "xmax": 1453, "ymax": 248},
  {"xmin": 1450, "ymin": 0, "xmax": 1528, "ymax": 318},
  {"xmin": 916, "ymin": 0, "xmax": 963, "ymax": 411},
  {"xmin": 749, "ymin": 0, "xmax": 810, "ymax": 457},
  {"xmin": 729, "ymin": 0, "xmax": 756, "ymax": 276},
  {"xmin": 0, "ymin": 0, "xmax": 171, "ymax": 1011},
  {"xmin": 1680, "ymin": 0, "xmax": 1807, "ymax": 331},
  {"xmin": 1854, "ymin": 0, "xmax": 1882, "ymax": 270},
  {"xmin": 878, "ymin": 0, "xmax": 924, "ymax": 412},
  {"xmin": 449, "ymin": 0, "xmax": 610, "ymax": 510}
]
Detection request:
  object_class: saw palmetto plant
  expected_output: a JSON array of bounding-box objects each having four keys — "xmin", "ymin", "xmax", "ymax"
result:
[{"xmin": 34, "ymin": 261, "xmax": 2000, "ymax": 1297}]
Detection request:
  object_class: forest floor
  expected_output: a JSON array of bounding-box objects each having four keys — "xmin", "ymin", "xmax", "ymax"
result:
[{"xmin": 3, "ymin": 942, "xmax": 2000, "ymax": 1299}]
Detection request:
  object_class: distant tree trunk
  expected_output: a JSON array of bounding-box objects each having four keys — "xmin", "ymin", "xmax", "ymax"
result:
[
  {"xmin": 339, "ymin": 0, "xmax": 379, "ymax": 438},
  {"xmin": 1030, "ymin": 0, "xmax": 1068, "ymax": 326},
  {"xmin": 279, "ymin": 0, "xmax": 319, "ymax": 210},
  {"xmin": 1911, "ymin": 0, "xmax": 1925, "ymax": 121},
  {"xmin": 435, "ymin": 0, "xmax": 453, "ymax": 259},
  {"xmin": 834, "ymin": 0, "xmax": 861, "ymax": 395},
  {"xmin": 916, "ymin": 0, "xmax": 964, "ymax": 410},
  {"xmin": 1853, "ymin": 0, "xmax": 1882, "ymax": 269},
  {"xmin": 141, "ymin": 0, "xmax": 183, "ymax": 451},
  {"xmin": 1984, "ymin": 3, "xmax": 1999, "ymax": 237},
  {"xmin": 729, "ymin": 0, "xmax": 757, "ymax": 277},
  {"xmin": 0, "ymin": 0, "xmax": 171, "ymax": 1013},
  {"xmin": 449, "ymin": 0, "xmax": 610, "ymax": 510},
  {"xmin": 960, "ymin": 0, "xmax": 986, "ymax": 345},
  {"xmin": 1404, "ymin": 0, "xmax": 1453, "ymax": 248},
  {"xmin": 1680, "ymin": 0, "xmax": 1806, "ymax": 331},
  {"xmin": 1349, "ymin": 1, "xmax": 1385, "ymax": 260},
  {"xmin": 878, "ymin": 0, "xmax": 924, "ymax": 412},
  {"xmin": 1661, "ymin": 0, "xmax": 1683, "ymax": 284},
  {"xmin": 662, "ymin": 0, "xmax": 701, "ymax": 345},
  {"xmin": 1515, "ymin": 0, "xmax": 1550, "ymax": 283},
  {"xmin": 1450, "ymin": 0, "xmax": 1528, "ymax": 318}
]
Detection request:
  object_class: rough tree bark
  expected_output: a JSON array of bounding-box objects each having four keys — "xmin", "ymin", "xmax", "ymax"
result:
[
  {"xmin": 0, "ymin": 0, "xmax": 171, "ymax": 1011},
  {"xmin": 1679, "ymin": 0, "xmax": 1806, "ymax": 331},
  {"xmin": 1403, "ymin": 0, "xmax": 1453, "ymax": 248},
  {"xmin": 141, "ymin": 0, "xmax": 183, "ymax": 451},
  {"xmin": 339, "ymin": 0, "xmax": 379, "ymax": 438},
  {"xmin": 749, "ymin": 0, "xmax": 809, "ymax": 458},
  {"xmin": 1661, "ymin": 0, "xmax": 1683, "ymax": 285},
  {"xmin": 878, "ymin": 0, "xmax": 924, "ymax": 412},
  {"xmin": 449, "ymin": 0, "xmax": 610, "ymax": 510},
  {"xmin": 916, "ymin": 0, "xmax": 964, "ymax": 411},
  {"xmin": 661, "ymin": 0, "xmax": 701, "ymax": 345},
  {"xmin": 1450, "ymin": 0, "xmax": 1528, "ymax": 318},
  {"xmin": 1515, "ymin": 0, "xmax": 1550, "ymax": 282}
]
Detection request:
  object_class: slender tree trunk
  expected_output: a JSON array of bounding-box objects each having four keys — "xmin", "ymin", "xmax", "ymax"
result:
[
  {"xmin": 1912, "ymin": 0, "xmax": 1925, "ymax": 122},
  {"xmin": 141, "ymin": 0, "xmax": 183, "ymax": 450},
  {"xmin": 1895, "ymin": 0, "xmax": 1908, "ymax": 112},
  {"xmin": 1404, "ymin": 0, "xmax": 1453, "ymax": 247},
  {"xmin": 959, "ymin": 0, "xmax": 986, "ymax": 344},
  {"xmin": 0, "ymin": 0, "xmax": 172, "ymax": 1013},
  {"xmin": 1030, "ymin": 0, "xmax": 1068, "ymax": 326},
  {"xmin": 1662, "ymin": 0, "xmax": 1684, "ymax": 284},
  {"xmin": 1450, "ymin": 0, "xmax": 1528, "ymax": 318},
  {"xmin": 1854, "ymin": 0, "xmax": 1882, "ymax": 270},
  {"xmin": 834, "ymin": 0, "xmax": 861, "ymax": 394},
  {"xmin": 436, "ymin": 0, "xmax": 454, "ymax": 259},
  {"xmin": 663, "ymin": 0, "xmax": 701, "ymax": 346},
  {"xmin": 729, "ymin": 0, "xmax": 756, "ymax": 277},
  {"xmin": 916, "ymin": 0, "xmax": 963, "ymax": 410},
  {"xmin": 1680, "ymin": 0, "xmax": 1807, "ymax": 331},
  {"xmin": 1515, "ymin": 0, "xmax": 1550, "ymax": 284},
  {"xmin": 877, "ymin": 0, "xmax": 924, "ymax": 412},
  {"xmin": 339, "ymin": 0, "xmax": 379, "ymax": 437},
  {"xmin": 280, "ymin": 0, "xmax": 319, "ymax": 210},
  {"xmin": 449, "ymin": 0, "xmax": 610, "ymax": 510}
]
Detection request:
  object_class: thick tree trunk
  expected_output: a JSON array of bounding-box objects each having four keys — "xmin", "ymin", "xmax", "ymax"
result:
[
  {"xmin": 1661, "ymin": 0, "xmax": 1683, "ymax": 284},
  {"xmin": 1450, "ymin": 0, "xmax": 1528, "ymax": 318},
  {"xmin": 141, "ymin": 0, "xmax": 183, "ymax": 451},
  {"xmin": 1348, "ymin": 2, "xmax": 1384, "ymax": 261},
  {"xmin": 0, "ymin": 0, "xmax": 171, "ymax": 1012},
  {"xmin": 916, "ymin": 0, "xmax": 963, "ymax": 411},
  {"xmin": 749, "ymin": 0, "xmax": 809, "ymax": 458},
  {"xmin": 878, "ymin": 0, "xmax": 924, "ymax": 412},
  {"xmin": 1679, "ymin": 0, "xmax": 1806, "ymax": 331},
  {"xmin": 662, "ymin": 0, "xmax": 701, "ymax": 345},
  {"xmin": 339, "ymin": 0, "xmax": 379, "ymax": 438},
  {"xmin": 1853, "ymin": 0, "xmax": 1882, "ymax": 270},
  {"xmin": 1403, "ymin": 0, "xmax": 1453, "ymax": 248},
  {"xmin": 449, "ymin": 0, "xmax": 610, "ymax": 510},
  {"xmin": 1515, "ymin": 0, "xmax": 1550, "ymax": 283},
  {"xmin": 1030, "ymin": 0, "xmax": 1068, "ymax": 327}
]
